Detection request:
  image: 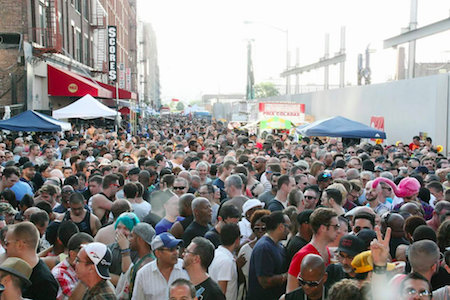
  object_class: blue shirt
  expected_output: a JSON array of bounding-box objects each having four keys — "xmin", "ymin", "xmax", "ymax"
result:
[
  {"xmin": 9, "ymin": 181, "xmax": 33, "ymax": 201},
  {"xmin": 155, "ymin": 216, "xmax": 184, "ymax": 235},
  {"xmin": 247, "ymin": 235, "xmax": 288, "ymax": 300}
]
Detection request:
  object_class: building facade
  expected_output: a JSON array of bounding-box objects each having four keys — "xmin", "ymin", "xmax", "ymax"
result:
[
  {"xmin": 137, "ymin": 21, "xmax": 160, "ymax": 109},
  {"xmin": 0, "ymin": 0, "xmax": 140, "ymax": 116}
]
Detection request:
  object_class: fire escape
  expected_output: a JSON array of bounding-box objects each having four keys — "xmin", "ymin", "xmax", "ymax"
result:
[
  {"xmin": 32, "ymin": 0, "xmax": 62, "ymax": 54},
  {"xmin": 91, "ymin": 0, "xmax": 107, "ymax": 73}
]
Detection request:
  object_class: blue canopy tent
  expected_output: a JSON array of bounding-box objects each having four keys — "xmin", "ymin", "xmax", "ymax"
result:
[
  {"xmin": 296, "ymin": 116, "xmax": 386, "ymax": 139},
  {"xmin": 0, "ymin": 110, "xmax": 71, "ymax": 132}
]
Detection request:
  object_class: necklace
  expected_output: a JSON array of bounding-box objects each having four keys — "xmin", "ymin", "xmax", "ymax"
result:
[{"xmin": 304, "ymin": 286, "xmax": 325, "ymax": 300}]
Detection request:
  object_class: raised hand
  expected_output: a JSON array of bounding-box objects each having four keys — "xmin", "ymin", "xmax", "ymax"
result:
[
  {"xmin": 116, "ymin": 230, "xmax": 130, "ymax": 250},
  {"xmin": 370, "ymin": 226, "xmax": 391, "ymax": 266}
]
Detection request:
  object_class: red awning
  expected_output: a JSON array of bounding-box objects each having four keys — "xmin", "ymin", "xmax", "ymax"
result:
[
  {"xmin": 119, "ymin": 107, "xmax": 130, "ymax": 115},
  {"xmin": 47, "ymin": 65, "xmax": 113, "ymax": 98},
  {"xmin": 95, "ymin": 82, "xmax": 138, "ymax": 101}
]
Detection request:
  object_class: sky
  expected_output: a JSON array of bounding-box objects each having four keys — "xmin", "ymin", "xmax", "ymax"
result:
[{"xmin": 137, "ymin": 0, "xmax": 450, "ymax": 103}]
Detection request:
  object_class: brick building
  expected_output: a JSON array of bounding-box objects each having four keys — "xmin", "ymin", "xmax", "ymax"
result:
[{"xmin": 0, "ymin": 0, "xmax": 140, "ymax": 116}]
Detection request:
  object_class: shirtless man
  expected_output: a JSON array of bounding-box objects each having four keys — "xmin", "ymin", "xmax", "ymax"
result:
[{"xmin": 91, "ymin": 174, "xmax": 119, "ymax": 225}]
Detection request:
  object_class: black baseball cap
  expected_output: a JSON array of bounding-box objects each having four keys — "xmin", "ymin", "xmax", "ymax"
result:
[
  {"xmin": 336, "ymin": 235, "xmax": 365, "ymax": 257},
  {"xmin": 297, "ymin": 209, "xmax": 313, "ymax": 225}
]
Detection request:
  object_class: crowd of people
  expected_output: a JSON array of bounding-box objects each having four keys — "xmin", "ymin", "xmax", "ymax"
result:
[{"xmin": 0, "ymin": 114, "xmax": 448, "ymax": 300}]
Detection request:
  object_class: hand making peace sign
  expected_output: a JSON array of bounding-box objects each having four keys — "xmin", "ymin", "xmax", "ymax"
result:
[{"xmin": 370, "ymin": 226, "xmax": 391, "ymax": 267}]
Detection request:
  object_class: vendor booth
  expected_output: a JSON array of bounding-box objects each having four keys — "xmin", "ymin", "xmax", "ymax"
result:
[
  {"xmin": 52, "ymin": 94, "xmax": 118, "ymax": 120},
  {"xmin": 0, "ymin": 110, "xmax": 71, "ymax": 132}
]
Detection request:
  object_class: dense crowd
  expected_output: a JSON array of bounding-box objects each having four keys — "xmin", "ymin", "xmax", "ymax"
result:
[{"xmin": 0, "ymin": 114, "xmax": 447, "ymax": 300}]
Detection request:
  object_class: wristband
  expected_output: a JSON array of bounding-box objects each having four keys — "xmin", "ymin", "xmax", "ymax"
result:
[
  {"xmin": 373, "ymin": 264, "xmax": 387, "ymax": 274},
  {"xmin": 121, "ymin": 248, "xmax": 131, "ymax": 254}
]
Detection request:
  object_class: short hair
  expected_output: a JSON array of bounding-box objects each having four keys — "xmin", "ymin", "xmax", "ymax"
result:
[
  {"xmin": 409, "ymin": 240, "xmax": 440, "ymax": 274},
  {"xmin": 69, "ymin": 193, "xmax": 85, "ymax": 205},
  {"xmin": 123, "ymin": 182, "xmax": 138, "ymax": 198},
  {"xmin": 324, "ymin": 188, "xmax": 343, "ymax": 205},
  {"xmin": 170, "ymin": 278, "xmax": 196, "ymax": 299},
  {"xmin": 328, "ymin": 278, "xmax": 363, "ymax": 300},
  {"xmin": 277, "ymin": 175, "xmax": 292, "ymax": 189},
  {"xmin": 68, "ymin": 232, "xmax": 94, "ymax": 252},
  {"xmin": 102, "ymin": 174, "xmax": 119, "ymax": 189},
  {"xmin": 88, "ymin": 175, "xmax": 103, "ymax": 184},
  {"xmin": 310, "ymin": 208, "xmax": 338, "ymax": 234},
  {"xmin": 10, "ymin": 222, "xmax": 39, "ymax": 250},
  {"xmin": 35, "ymin": 201, "xmax": 52, "ymax": 215},
  {"xmin": 260, "ymin": 211, "xmax": 286, "ymax": 232},
  {"xmin": 191, "ymin": 237, "xmax": 215, "ymax": 270},
  {"xmin": 3, "ymin": 166, "xmax": 20, "ymax": 178},
  {"xmin": 111, "ymin": 200, "xmax": 131, "ymax": 219},
  {"xmin": 65, "ymin": 175, "xmax": 78, "ymax": 187},
  {"xmin": 436, "ymin": 200, "xmax": 450, "ymax": 215},
  {"xmin": 412, "ymin": 225, "xmax": 437, "ymax": 242},
  {"xmin": 57, "ymin": 221, "xmax": 80, "ymax": 248},
  {"xmin": 404, "ymin": 216, "xmax": 426, "ymax": 237},
  {"xmin": 427, "ymin": 181, "xmax": 444, "ymax": 194},
  {"xmin": 266, "ymin": 163, "xmax": 281, "ymax": 173},
  {"xmin": 223, "ymin": 160, "xmax": 237, "ymax": 170},
  {"xmin": 161, "ymin": 174, "xmax": 175, "ymax": 187},
  {"xmin": 39, "ymin": 184, "xmax": 59, "ymax": 196},
  {"xmin": 221, "ymin": 223, "xmax": 240, "ymax": 246},
  {"xmin": 399, "ymin": 272, "xmax": 432, "ymax": 299},
  {"xmin": 354, "ymin": 212, "xmax": 376, "ymax": 228},
  {"xmin": 225, "ymin": 174, "xmax": 243, "ymax": 190},
  {"xmin": 304, "ymin": 185, "xmax": 319, "ymax": 197},
  {"xmin": 218, "ymin": 205, "xmax": 240, "ymax": 221},
  {"xmin": 30, "ymin": 211, "xmax": 49, "ymax": 228}
]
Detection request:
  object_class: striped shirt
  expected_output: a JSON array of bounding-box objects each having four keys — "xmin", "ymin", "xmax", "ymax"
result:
[{"xmin": 131, "ymin": 258, "xmax": 189, "ymax": 300}]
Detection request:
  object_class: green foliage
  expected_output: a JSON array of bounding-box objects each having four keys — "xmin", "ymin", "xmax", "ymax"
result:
[
  {"xmin": 255, "ymin": 82, "xmax": 280, "ymax": 99},
  {"xmin": 176, "ymin": 101, "xmax": 185, "ymax": 111}
]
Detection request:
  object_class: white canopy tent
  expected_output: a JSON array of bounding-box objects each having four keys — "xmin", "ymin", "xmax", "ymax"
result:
[{"xmin": 52, "ymin": 94, "xmax": 119, "ymax": 119}]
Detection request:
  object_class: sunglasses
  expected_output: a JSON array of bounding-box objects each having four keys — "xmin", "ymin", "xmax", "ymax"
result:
[
  {"xmin": 253, "ymin": 226, "xmax": 266, "ymax": 232},
  {"xmin": 326, "ymin": 223, "xmax": 340, "ymax": 230},
  {"xmin": 297, "ymin": 275, "xmax": 323, "ymax": 287},
  {"xmin": 173, "ymin": 186, "xmax": 186, "ymax": 190},
  {"xmin": 304, "ymin": 196, "xmax": 316, "ymax": 200}
]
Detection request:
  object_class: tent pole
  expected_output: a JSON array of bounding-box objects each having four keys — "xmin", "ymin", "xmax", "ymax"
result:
[{"xmin": 116, "ymin": 82, "xmax": 119, "ymax": 132}]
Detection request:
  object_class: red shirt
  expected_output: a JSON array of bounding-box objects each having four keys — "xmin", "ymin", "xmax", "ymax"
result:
[{"xmin": 288, "ymin": 243, "xmax": 331, "ymax": 277}]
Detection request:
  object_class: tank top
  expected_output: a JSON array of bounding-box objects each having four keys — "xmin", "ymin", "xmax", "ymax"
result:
[
  {"xmin": 98, "ymin": 192, "xmax": 112, "ymax": 225},
  {"xmin": 63, "ymin": 209, "xmax": 93, "ymax": 236}
]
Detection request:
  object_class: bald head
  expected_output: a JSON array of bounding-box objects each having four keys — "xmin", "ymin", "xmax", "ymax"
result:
[
  {"xmin": 111, "ymin": 199, "xmax": 132, "ymax": 219},
  {"xmin": 268, "ymin": 157, "xmax": 280, "ymax": 164},
  {"xmin": 178, "ymin": 171, "xmax": 191, "ymax": 183},
  {"xmin": 300, "ymin": 254, "xmax": 326, "ymax": 277}
]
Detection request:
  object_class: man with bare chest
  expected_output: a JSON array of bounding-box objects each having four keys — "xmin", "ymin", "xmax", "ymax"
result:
[{"xmin": 91, "ymin": 174, "xmax": 120, "ymax": 225}]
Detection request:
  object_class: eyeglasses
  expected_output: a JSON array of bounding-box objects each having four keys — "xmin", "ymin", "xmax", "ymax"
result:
[
  {"xmin": 183, "ymin": 249, "xmax": 196, "ymax": 255},
  {"xmin": 382, "ymin": 187, "xmax": 392, "ymax": 192},
  {"xmin": 110, "ymin": 183, "xmax": 120, "ymax": 187},
  {"xmin": 173, "ymin": 186, "xmax": 186, "ymax": 190},
  {"xmin": 326, "ymin": 223, "xmax": 340, "ymax": 230},
  {"xmin": 336, "ymin": 252, "xmax": 354, "ymax": 262},
  {"xmin": 75, "ymin": 257, "xmax": 94, "ymax": 265},
  {"xmin": 320, "ymin": 173, "xmax": 332, "ymax": 179},
  {"xmin": 283, "ymin": 223, "xmax": 292, "ymax": 230},
  {"xmin": 297, "ymin": 275, "xmax": 323, "ymax": 287},
  {"xmin": 403, "ymin": 288, "xmax": 432, "ymax": 299},
  {"xmin": 158, "ymin": 246, "xmax": 180, "ymax": 252},
  {"xmin": 304, "ymin": 195, "xmax": 317, "ymax": 200},
  {"xmin": 3, "ymin": 239, "xmax": 21, "ymax": 247},
  {"xmin": 253, "ymin": 226, "xmax": 266, "ymax": 232}
]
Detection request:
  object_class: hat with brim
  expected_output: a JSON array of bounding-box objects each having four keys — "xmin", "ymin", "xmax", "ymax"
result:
[
  {"xmin": 0, "ymin": 258, "xmax": 32, "ymax": 288},
  {"xmin": 83, "ymin": 243, "xmax": 112, "ymax": 280},
  {"xmin": 351, "ymin": 250, "xmax": 396, "ymax": 274},
  {"xmin": 242, "ymin": 199, "xmax": 265, "ymax": 216},
  {"xmin": 336, "ymin": 235, "xmax": 366, "ymax": 257},
  {"xmin": 151, "ymin": 232, "xmax": 184, "ymax": 251}
]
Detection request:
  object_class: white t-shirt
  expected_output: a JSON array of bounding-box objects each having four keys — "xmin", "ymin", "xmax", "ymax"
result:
[
  {"xmin": 132, "ymin": 201, "xmax": 152, "ymax": 221},
  {"xmin": 238, "ymin": 218, "xmax": 253, "ymax": 245},
  {"xmin": 209, "ymin": 246, "xmax": 238, "ymax": 300}
]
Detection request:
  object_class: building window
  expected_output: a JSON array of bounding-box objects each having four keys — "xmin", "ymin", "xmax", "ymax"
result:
[
  {"xmin": 84, "ymin": 35, "xmax": 89, "ymax": 65},
  {"xmin": 75, "ymin": 0, "xmax": 81, "ymax": 12},
  {"xmin": 39, "ymin": 4, "xmax": 46, "ymax": 46},
  {"xmin": 75, "ymin": 30, "xmax": 82, "ymax": 61},
  {"xmin": 83, "ymin": 0, "xmax": 89, "ymax": 21}
]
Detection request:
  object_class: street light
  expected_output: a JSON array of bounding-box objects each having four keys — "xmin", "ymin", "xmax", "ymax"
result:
[{"xmin": 244, "ymin": 20, "xmax": 289, "ymax": 94}]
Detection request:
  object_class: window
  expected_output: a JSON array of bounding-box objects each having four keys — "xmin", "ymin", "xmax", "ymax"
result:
[
  {"xmin": 83, "ymin": 0, "xmax": 89, "ymax": 21},
  {"xmin": 75, "ymin": 30, "xmax": 82, "ymax": 61},
  {"xmin": 75, "ymin": 0, "xmax": 81, "ymax": 12},
  {"xmin": 39, "ymin": 4, "xmax": 46, "ymax": 46},
  {"xmin": 84, "ymin": 35, "xmax": 89, "ymax": 65}
]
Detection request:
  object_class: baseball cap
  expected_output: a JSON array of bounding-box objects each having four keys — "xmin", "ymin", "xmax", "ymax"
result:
[
  {"xmin": 294, "ymin": 160, "xmax": 309, "ymax": 170},
  {"xmin": 336, "ymin": 235, "xmax": 365, "ymax": 257},
  {"xmin": 242, "ymin": 199, "xmax": 265, "ymax": 216},
  {"xmin": 98, "ymin": 159, "xmax": 111, "ymax": 167},
  {"xmin": 414, "ymin": 166, "xmax": 429, "ymax": 174},
  {"xmin": 351, "ymin": 250, "xmax": 396, "ymax": 274},
  {"xmin": 297, "ymin": 209, "xmax": 313, "ymax": 225},
  {"xmin": 362, "ymin": 160, "xmax": 375, "ymax": 172},
  {"xmin": 151, "ymin": 232, "xmax": 183, "ymax": 251},
  {"xmin": 0, "ymin": 257, "xmax": 32, "ymax": 288},
  {"xmin": 133, "ymin": 223, "xmax": 156, "ymax": 246},
  {"xmin": 0, "ymin": 203, "xmax": 17, "ymax": 215},
  {"xmin": 128, "ymin": 167, "xmax": 141, "ymax": 176},
  {"xmin": 82, "ymin": 242, "xmax": 112, "ymax": 280},
  {"xmin": 22, "ymin": 161, "xmax": 35, "ymax": 170},
  {"xmin": 317, "ymin": 172, "xmax": 332, "ymax": 182},
  {"xmin": 375, "ymin": 156, "xmax": 386, "ymax": 163},
  {"xmin": 374, "ymin": 166, "xmax": 384, "ymax": 172},
  {"xmin": 356, "ymin": 229, "xmax": 377, "ymax": 250}
]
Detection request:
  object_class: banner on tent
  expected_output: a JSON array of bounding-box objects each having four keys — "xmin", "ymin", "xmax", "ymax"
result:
[{"xmin": 259, "ymin": 102, "xmax": 305, "ymax": 124}]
